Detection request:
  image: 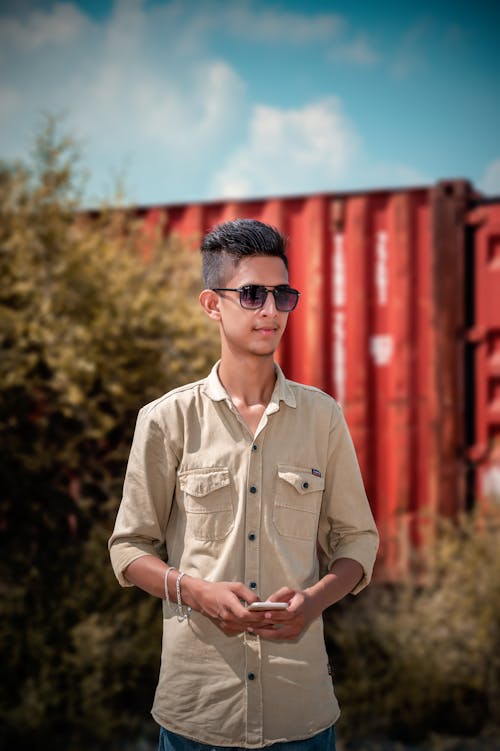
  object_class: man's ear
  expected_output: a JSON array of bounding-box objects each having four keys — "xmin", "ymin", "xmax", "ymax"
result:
[{"xmin": 199, "ymin": 289, "xmax": 221, "ymax": 321}]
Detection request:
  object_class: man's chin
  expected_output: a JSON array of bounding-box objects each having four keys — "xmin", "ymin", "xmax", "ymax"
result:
[
  {"xmin": 255, "ymin": 347, "xmax": 276, "ymax": 357},
  {"xmin": 251, "ymin": 346, "xmax": 277, "ymax": 358}
]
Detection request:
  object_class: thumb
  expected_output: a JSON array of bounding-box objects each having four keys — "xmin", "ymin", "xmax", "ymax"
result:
[{"xmin": 229, "ymin": 581, "xmax": 260, "ymax": 605}]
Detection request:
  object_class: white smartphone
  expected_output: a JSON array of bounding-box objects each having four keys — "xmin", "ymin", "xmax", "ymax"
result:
[{"xmin": 247, "ymin": 601, "xmax": 289, "ymax": 611}]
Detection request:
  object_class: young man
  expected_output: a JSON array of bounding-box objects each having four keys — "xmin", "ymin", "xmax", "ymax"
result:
[{"xmin": 109, "ymin": 219, "xmax": 379, "ymax": 751}]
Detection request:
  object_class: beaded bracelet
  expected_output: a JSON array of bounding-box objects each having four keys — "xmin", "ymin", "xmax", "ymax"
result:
[
  {"xmin": 164, "ymin": 566, "xmax": 175, "ymax": 611},
  {"xmin": 175, "ymin": 571, "xmax": 191, "ymax": 621}
]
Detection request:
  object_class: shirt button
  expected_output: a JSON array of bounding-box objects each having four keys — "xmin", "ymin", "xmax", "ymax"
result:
[
  {"xmin": 252, "ymin": 444, "xmax": 258, "ymax": 452},
  {"xmin": 302, "ymin": 481, "xmax": 309, "ymax": 489},
  {"xmin": 247, "ymin": 672, "xmax": 256, "ymax": 681},
  {"xmin": 249, "ymin": 581, "xmax": 257, "ymax": 590},
  {"xmin": 249, "ymin": 485, "xmax": 257, "ymax": 494},
  {"xmin": 248, "ymin": 532, "xmax": 256, "ymax": 541}
]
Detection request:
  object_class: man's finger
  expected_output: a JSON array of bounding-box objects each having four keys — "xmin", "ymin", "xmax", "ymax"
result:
[
  {"xmin": 267, "ymin": 586, "xmax": 295, "ymax": 603},
  {"xmin": 229, "ymin": 582, "xmax": 261, "ymax": 606}
]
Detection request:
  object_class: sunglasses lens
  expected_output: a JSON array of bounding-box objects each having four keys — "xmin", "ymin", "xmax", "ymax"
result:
[
  {"xmin": 275, "ymin": 288, "xmax": 299, "ymax": 311},
  {"xmin": 239, "ymin": 285, "xmax": 299, "ymax": 311},
  {"xmin": 240, "ymin": 286, "xmax": 267, "ymax": 308}
]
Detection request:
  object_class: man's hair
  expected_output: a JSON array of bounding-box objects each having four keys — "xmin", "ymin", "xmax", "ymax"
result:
[{"xmin": 201, "ymin": 218, "xmax": 288, "ymax": 289}]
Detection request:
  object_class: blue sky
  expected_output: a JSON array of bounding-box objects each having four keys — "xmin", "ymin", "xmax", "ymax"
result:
[{"xmin": 1, "ymin": 0, "xmax": 499, "ymax": 207}]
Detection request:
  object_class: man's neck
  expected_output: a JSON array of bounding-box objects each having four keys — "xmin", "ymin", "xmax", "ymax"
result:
[{"xmin": 218, "ymin": 354, "xmax": 276, "ymax": 409}]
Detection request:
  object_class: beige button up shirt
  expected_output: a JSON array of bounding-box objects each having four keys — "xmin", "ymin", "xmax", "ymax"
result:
[{"xmin": 109, "ymin": 362, "xmax": 379, "ymax": 748}]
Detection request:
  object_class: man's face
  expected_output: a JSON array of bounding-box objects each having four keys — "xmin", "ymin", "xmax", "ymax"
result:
[{"xmin": 216, "ymin": 255, "xmax": 290, "ymax": 358}]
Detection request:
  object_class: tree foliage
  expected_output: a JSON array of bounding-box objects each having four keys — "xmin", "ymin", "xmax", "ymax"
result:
[
  {"xmin": 326, "ymin": 512, "xmax": 500, "ymax": 745},
  {"xmin": 0, "ymin": 120, "xmax": 219, "ymax": 750}
]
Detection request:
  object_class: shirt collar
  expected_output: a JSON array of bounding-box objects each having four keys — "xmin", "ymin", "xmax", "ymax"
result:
[{"xmin": 204, "ymin": 360, "xmax": 296, "ymax": 409}]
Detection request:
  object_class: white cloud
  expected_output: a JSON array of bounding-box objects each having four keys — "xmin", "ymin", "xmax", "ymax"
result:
[
  {"xmin": 210, "ymin": 97, "xmax": 360, "ymax": 198},
  {"xmin": 0, "ymin": 3, "xmax": 89, "ymax": 51},
  {"xmin": 479, "ymin": 159, "xmax": 500, "ymax": 195},
  {"xmin": 76, "ymin": 57, "xmax": 245, "ymax": 151},
  {"xmin": 0, "ymin": 0, "xmax": 248, "ymax": 203},
  {"xmin": 328, "ymin": 34, "xmax": 379, "ymax": 66},
  {"xmin": 104, "ymin": 0, "xmax": 147, "ymax": 56},
  {"xmin": 67, "ymin": 51, "xmax": 247, "ymax": 204},
  {"xmin": 0, "ymin": 0, "xmax": 433, "ymax": 204},
  {"xmin": 223, "ymin": 4, "xmax": 344, "ymax": 43}
]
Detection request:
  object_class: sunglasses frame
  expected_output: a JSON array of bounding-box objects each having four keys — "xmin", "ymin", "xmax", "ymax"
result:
[{"xmin": 212, "ymin": 284, "xmax": 300, "ymax": 312}]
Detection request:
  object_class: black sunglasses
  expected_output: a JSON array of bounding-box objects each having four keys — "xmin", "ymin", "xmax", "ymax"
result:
[{"xmin": 212, "ymin": 284, "xmax": 300, "ymax": 312}]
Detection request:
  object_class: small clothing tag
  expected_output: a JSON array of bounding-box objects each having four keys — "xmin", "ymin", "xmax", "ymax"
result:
[{"xmin": 312, "ymin": 468, "xmax": 322, "ymax": 477}]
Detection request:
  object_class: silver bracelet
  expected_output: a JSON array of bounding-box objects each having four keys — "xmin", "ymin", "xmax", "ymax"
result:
[
  {"xmin": 164, "ymin": 566, "xmax": 175, "ymax": 611},
  {"xmin": 175, "ymin": 571, "xmax": 191, "ymax": 621}
]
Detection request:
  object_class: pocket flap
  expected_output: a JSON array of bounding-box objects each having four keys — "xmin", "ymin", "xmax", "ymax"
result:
[
  {"xmin": 277, "ymin": 466, "xmax": 325, "ymax": 495},
  {"xmin": 179, "ymin": 469, "xmax": 230, "ymax": 497}
]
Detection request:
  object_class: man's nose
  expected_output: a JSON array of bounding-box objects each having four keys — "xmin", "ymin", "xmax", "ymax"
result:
[{"xmin": 260, "ymin": 290, "xmax": 278, "ymax": 314}]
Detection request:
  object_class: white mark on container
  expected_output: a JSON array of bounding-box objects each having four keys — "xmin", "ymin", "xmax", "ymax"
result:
[
  {"xmin": 370, "ymin": 334, "xmax": 393, "ymax": 366},
  {"xmin": 333, "ymin": 311, "xmax": 346, "ymax": 404},
  {"xmin": 332, "ymin": 232, "xmax": 345, "ymax": 307},
  {"xmin": 375, "ymin": 230, "xmax": 388, "ymax": 306}
]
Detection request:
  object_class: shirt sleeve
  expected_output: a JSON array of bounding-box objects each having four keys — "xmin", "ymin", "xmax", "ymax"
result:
[
  {"xmin": 317, "ymin": 403, "xmax": 379, "ymax": 594},
  {"xmin": 108, "ymin": 405, "xmax": 179, "ymax": 587}
]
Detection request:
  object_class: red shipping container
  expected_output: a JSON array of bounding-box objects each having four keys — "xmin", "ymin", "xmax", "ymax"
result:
[
  {"xmin": 132, "ymin": 181, "xmax": 499, "ymax": 579},
  {"xmin": 467, "ymin": 202, "xmax": 500, "ymax": 512}
]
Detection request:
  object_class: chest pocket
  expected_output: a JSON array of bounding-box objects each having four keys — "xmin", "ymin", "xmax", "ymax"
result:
[
  {"xmin": 273, "ymin": 465, "xmax": 325, "ymax": 540},
  {"xmin": 178, "ymin": 468, "xmax": 234, "ymax": 541}
]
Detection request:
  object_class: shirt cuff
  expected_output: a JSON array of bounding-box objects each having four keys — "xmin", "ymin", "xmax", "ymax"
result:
[
  {"xmin": 329, "ymin": 533, "xmax": 379, "ymax": 595},
  {"xmin": 109, "ymin": 541, "xmax": 159, "ymax": 587}
]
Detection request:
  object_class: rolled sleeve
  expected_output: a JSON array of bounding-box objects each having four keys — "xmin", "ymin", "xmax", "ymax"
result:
[
  {"xmin": 318, "ymin": 404, "xmax": 379, "ymax": 594},
  {"xmin": 108, "ymin": 406, "xmax": 178, "ymax": 587}
]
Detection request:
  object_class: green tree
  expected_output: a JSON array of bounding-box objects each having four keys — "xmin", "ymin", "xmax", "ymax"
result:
[{"xmin": 0, "ymin": 120, "xmax": 219, "ymax": 750}]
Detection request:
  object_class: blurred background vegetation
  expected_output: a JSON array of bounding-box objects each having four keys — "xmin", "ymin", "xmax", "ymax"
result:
[
  {"xmin": 1, "ymin": 121, "xmax": 500, "ymax": 750},
  {"xmin": 0, "ymin": 119, "xmax": 219, "ymax": 750},
  {"xmin": 328, "ymin": 513, "xmax": 500, "ymax": 749}
]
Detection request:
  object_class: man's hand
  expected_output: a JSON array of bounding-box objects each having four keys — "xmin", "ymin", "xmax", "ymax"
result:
[
  {"xmin": 184, "ymin": 578, "xmax": 277, "ymax": 636},
  {"xmin": 246, "ymin": 559, "xmax": 365, "ymax": 641},
  {"xmin": 246, "ymin": 586, "xmax": 321, "ymax": 641},
  {"xmin": 124, "ymin": 555, "xmax": 363, "ymax": 639}
]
